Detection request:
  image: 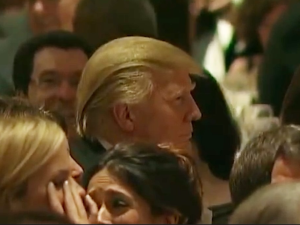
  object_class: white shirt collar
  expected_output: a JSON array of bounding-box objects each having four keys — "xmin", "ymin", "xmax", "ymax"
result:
[{"xmin": 98, "ymin": 138, "xmax": 112, "ymax": 150}]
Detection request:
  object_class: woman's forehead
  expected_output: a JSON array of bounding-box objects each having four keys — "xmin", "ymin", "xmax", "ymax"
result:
[{"xmin": 88, "ymin": 169, "xmax": 135, "ymax": 198}]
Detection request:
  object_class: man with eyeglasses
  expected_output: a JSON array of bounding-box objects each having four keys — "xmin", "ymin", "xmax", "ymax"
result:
[
  {"xmin": 0, "ymin": 0, "xmax": 80, "ymax": 95},
  {"xmin": 12, "ymin": 30, "xmax": 93, "ymax": 183},
  {"xmin": 13, "ymin": 30, "xmax": 92, "ymax": 139}
]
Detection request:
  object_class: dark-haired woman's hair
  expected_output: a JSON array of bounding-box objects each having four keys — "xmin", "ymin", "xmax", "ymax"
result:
[
  {"xmin": 84, "ymin": 142, "xmax": 203, "ymax": 224},
  {"xmin": 191, "ymin": 73, "xmax": 241, "ymax": 180}
]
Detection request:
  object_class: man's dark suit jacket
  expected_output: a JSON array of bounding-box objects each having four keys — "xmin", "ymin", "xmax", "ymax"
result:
[{"xmin": 70, "ymin": 137, "xmax": 106, "ymax": 176}]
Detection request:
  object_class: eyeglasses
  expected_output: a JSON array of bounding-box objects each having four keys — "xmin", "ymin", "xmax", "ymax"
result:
[{"xmin": 30, "ymin": 76, "xmax": 80, "ymax": 93}]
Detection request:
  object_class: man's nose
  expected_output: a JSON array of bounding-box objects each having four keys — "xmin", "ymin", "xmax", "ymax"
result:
[
  {"xmin": 188, "ymin": 95, "xmax": 202, "ymax": 121},
  {"xmin": 57, "ymin": 82, "xmax": 76, "ymax": 102}
]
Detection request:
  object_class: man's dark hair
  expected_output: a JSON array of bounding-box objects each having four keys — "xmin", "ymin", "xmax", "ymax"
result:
[
  {"xmin": 73, "ymin": 0, "xmax": 157, "ymax": 51},
  {"xmin": 229, "ymin": 182, "xmax": 300, "ymax": 224},
  {"xmin": 12, "ymin": 30, "xmax": 92, "ymax": 95},
  {"xmin": 229, "ymin": 125, "xmax": 300, "ymax": 206},
  {"xmin": 0, "ymin": 210, "xmax": 72, "ymax": 224},
  {"xmin": 84, "ymin": 142, "xmax": 202, "ymax": 224}
]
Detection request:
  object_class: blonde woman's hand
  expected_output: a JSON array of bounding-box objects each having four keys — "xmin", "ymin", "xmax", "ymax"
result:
[{"xmin": 48, "ymin": 178, "xmax": 98, "ymax": 224}]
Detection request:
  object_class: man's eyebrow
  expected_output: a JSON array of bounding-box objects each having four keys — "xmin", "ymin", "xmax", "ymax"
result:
[{"xmin": 39, "ymin": 70, "xmax": 59, "ymax": 78}]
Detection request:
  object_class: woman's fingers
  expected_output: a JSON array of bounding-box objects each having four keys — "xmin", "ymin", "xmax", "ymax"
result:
[
  {"xmin": 47, "ymin": 182, "xmax": 64, "ymax": 215},
  {"xmin": 69, "ymin": 178, "xmax": 88, "ymax": 219},
  {"xmin": 85, "ymin": 194, "xmax": 98, "ymax": 223},
  {"xmin": 48, "ymin": 180, "xmax": 92, "ymax": 224},
  {"xmin": 63, "ymin": 180, "xmax": 80, "ymax": 222}
]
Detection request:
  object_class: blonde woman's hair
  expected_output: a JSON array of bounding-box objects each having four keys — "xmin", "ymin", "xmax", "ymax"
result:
[
  {"xmin": 76, "ymin": 36, "xmax": 202, "ymax": 137},
  {"xmin": 0, "ymin": 97, "xmax": 66, "ymax": 208}
]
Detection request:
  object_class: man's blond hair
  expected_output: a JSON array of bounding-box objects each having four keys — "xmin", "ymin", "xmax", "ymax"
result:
[{"xmin": 76, "ymin": 36, "xmax": 201, "ymax": 137}]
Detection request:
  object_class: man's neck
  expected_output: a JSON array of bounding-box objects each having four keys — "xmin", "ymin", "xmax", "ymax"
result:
[{"xmin": 96, "ymin": 128, "xmax": 131, "ymax": 149}]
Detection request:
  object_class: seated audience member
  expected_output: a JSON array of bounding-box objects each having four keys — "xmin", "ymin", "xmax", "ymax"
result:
[
  {"xmin": 73, "ymin": 0, "xmax": 157, "ymax": 51},
  {"xmin": 0, "ymin": 210, "xmax": 72, "ymax": 224},
  {"xmin": 226, "ymin": 0, "xmax": 292, "ymax": 93},
  {"xmin": 12, "ymin": 31, "xmax": 94, "ymax": 160},
  {"xmin": 229, "ymin": 182, "xmax": 300, "ymax": 224},
  {"xmin": 192, "ymin": 72, "xmax": 240, "ymax": 223},
  {"xmin": 76, "ymin": 36, "xmax": 202, "ymax": 172},
  {"xmin": 0, "ymin": 97, "xmax": 97, "ymax": 223},
  {"xmin": 84, "ymin": 143, "xmax": 203, "ymax": 224},
  {"xmin": 0, "ymin": 0, "xmax": 75, "ymax": 95},
  {"xmin": 229, "ymin": 125, "xmax": 300, "ymax": 206},
  {"xmin": 258, "ymin": 1, "xmax": 300, "ymax": 116}
]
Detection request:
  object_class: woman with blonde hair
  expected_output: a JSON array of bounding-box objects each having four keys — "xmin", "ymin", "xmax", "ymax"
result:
[{"xmin": 0, "ymin": 97, "xmax": 97, "ymax": 223}]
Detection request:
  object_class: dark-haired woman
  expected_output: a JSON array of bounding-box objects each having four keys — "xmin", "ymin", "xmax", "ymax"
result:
[{"xmin": 84, "ymin": 143, "xmax": 203, "ymax": 224}]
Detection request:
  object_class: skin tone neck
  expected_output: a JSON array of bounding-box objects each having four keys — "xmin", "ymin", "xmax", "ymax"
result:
[
  {"xmin": 93, "ymin": 114, "xmax": 133, "ymax": 147},
  {"xmin": 198, "ymin": 160, "xmax": 231, "ymax": 207}
]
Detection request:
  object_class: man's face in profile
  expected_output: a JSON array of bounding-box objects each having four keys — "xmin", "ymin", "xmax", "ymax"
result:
[{"xmin": 130, "ymin": 70, "xmax": 201, "ymax": 150}]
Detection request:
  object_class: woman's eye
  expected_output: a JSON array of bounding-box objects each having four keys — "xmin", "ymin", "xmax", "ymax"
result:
[{"xmin": 112, "ymin": 198, "xmax": 128, "ymax": 208}]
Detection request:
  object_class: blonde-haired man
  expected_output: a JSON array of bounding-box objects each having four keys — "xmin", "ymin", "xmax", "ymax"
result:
[{"xmin": 75, "ymin": 36, "xmax": 202, "ymax": 171}]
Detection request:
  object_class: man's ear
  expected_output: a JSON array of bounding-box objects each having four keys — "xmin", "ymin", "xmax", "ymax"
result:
[
  {"xmin": 112, "ymin": 103, "xmax": 134, "ymax": 132},
  {"xmin": 272, "ymin": 155, "xmax": 300, "ymax": 183}
]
